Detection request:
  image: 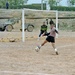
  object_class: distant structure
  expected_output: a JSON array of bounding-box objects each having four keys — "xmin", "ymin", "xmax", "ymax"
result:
[
  {"xmin": 45, "ymin": 0, "xmax": 50, "ymax": 10},
  {"xmin": 6, "ymin": 2, "xmax": 9, "ymax": 9}
]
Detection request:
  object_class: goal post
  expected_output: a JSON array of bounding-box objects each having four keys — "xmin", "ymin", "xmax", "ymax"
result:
[
  {"xmin": 22, "ymin": 9, "xmax": 58, "ymax": 42},
  {"xmin": 56, "ymin": 10, "xmax": 58, "ymax": 31},
  {"xmin": 56, "ymin": 10, "xmax": 58, "ymax": 38},
  {"xmin": 22, "ymin": 9, "xmax": 25, "ymax": 42}
]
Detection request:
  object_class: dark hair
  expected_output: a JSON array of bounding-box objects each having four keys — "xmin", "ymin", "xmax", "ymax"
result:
[{"xmin": 49, "ymin": 19, "xmax": 54, "ymax": 25}]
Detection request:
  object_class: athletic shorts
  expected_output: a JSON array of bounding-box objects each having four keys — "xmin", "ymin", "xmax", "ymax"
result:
[{"xmin": 46, "ymin": 36, "xmax": 55, "ymax": 43}]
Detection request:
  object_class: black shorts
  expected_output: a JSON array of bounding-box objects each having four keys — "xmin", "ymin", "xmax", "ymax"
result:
[{"xmin": 46, "ymin": 36, "xmax": 55, "ymax": 43}]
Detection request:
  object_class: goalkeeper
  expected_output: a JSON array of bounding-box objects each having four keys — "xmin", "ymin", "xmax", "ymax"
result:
[{"xmin": 38, "ymin": 22, "xmax": 48, "ymax": 40}]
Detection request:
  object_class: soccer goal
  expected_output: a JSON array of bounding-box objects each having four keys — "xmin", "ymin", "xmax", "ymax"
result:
[{"xmin": 22, "ymin": 9, "xmax": 58, "ymax": 42}]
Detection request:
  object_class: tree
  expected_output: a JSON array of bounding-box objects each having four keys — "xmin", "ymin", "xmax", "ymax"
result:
[
  {"xmin": 48, "ymin": 0, "xmax": 62, "ymax": 6},
  {"xmin": 43, "ymin": 0, "xmax": 62, "ymax": 10},
  {"xmin": 48, "ymin": 0, "xmax": 56, "ymax": 7},
  {"xmin": 56, "ymin": 0, "xmax": 62, "ymax": 6},
  {"xmin": 0, "ymin": 0, "xmax": 28, "ymax": 8},
  {"xmin": 67, "ymin": 0, "xmax": 75, "ymax": 6},
  {"xmin": 0, "ymin": 0, "xmax": 5, "ymax": 8}
]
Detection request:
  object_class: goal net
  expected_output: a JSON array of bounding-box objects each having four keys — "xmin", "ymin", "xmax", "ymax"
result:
[
  {"xmin": 22, "ymin": 9, "xmax": 58, "ymax": 42},
  {"xmin": 0, "ymin": 9, "xmax": 75, "ymax": 42},
  {"xmin": 0, "ymin": 9, "xmax": 58, "ymax": 42}
]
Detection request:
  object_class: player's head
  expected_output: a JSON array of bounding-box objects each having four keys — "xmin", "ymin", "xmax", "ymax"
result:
[
  {"xmin": 50, "ymin": 23, "xmax": 55, "ymax": 28},
  {"xmin": 43, "ymin": 22, "xmax": 46, "ymax": 25},
  {"xmin": 49, "ymin": 19, "xmax": 54, "ymax": 25},
  {"xmin": 46, "ymin": 18, "xmax": 48, "ymax": 21}
]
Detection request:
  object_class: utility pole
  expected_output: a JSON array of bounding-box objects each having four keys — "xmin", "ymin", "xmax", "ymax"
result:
[
  {"xmin": 41, "ymin": 0, "xmax": 43, "ymax": 10},
  {"xmin": 45, "ymin": 0, "xmax": 50, "ymax": 10}
]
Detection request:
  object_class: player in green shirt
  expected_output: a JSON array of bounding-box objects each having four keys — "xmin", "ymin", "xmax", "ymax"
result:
[{"xmin": 38, "ymin": 22, "xmax": 47, "ymax": 40}]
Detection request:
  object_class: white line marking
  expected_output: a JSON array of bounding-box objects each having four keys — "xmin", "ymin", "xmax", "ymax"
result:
[
  {"xmin": 58, "ymin": 44, "xmax": 75, "ymax": 49},
  {"xmin": 0, "ymin": 71, "xmax": 68, "ymax": 75},
  {"xmin": 0, "ymin": 71, "xmax": 53, "ymax": 75}
]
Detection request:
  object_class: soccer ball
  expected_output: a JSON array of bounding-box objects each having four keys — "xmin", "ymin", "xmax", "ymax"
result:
[{"xmin": 35, "ymin": 46, "xmax": 39, "ymax": 52}]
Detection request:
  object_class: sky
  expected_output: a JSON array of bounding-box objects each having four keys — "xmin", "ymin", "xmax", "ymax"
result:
[
  {"xmin": 27, "ymin": 0, "xmax": 68, "ymax": 6},
  {"xmin": 27, "ymin": 0, "xmax": 41, "ymax": 4}
]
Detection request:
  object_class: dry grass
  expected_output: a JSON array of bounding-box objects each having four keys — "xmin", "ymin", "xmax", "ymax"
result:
[
  {"xmin": 0, "ymin": 30, "xmax": 75, "ymax": 75},
  {"xmin": 0, "ymin": 9, "xmax": 75, "ymax": 75}
]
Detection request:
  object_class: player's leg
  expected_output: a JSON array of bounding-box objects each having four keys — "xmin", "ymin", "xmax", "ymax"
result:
[
  {"xmin": 51, "ymin": 43, "xmax": 58, "ymax": 55},
  {"xmin": 39, "ymin": 32, "xmax": 42, "ymax": 37},
  {"xmin": 35, "ymin": 35, "xmax": 50, "ymax": 52},
  {"xmin": 41, "ymin": 40, "xmax": 48, "ymax": 46},
  {"xmin": 38, "ymin": 32, "xmax": 41, "ymax": 40},
  {"xmin": 38, "ymin": 31, "xmax": 43, "ymax": 40},
  {"xmin": 35, "ymin": 40, "xmax": 48, "ymax": 52}
]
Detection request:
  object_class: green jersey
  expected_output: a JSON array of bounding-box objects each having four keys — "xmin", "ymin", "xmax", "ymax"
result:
[{"xmin": 41, "ymin": 25, "xmax": 47, "ymax": 32}]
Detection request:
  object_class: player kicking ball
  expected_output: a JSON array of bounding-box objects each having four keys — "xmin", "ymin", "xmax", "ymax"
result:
[{"xmin": 35, "ymin": 22, "xmax": 59, "ymax": 55}]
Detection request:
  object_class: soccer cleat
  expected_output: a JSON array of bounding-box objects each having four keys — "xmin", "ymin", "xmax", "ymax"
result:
[
  {"xmin": 55, "ymin": 49, "xmax": 59, "ymax": 55},
  {"xmin": 35, "ymin": 46, "xmax": 40, "ymax": 52},
  {"xmin": 56, "ymin": 51, "xmax": 59, "ymax": 55}
]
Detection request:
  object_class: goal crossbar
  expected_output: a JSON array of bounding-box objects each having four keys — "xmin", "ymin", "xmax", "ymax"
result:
[{"xmin": 22, "ymin": 9, "xmax": 58, "ymax": 42}]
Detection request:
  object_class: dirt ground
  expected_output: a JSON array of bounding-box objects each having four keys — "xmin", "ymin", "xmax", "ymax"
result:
[{"xmin": 0, "ymin": 30, "xmax": 75, "ymax": 75}]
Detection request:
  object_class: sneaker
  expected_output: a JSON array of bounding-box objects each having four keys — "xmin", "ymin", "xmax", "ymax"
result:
[
  {"xmin": 55, "ymin": 49, "xmax": 59, "ymax": 55},
  {"xmin": 35, "ymin": 46, "xmax": 40, "ymax": 52},
  {"xmin": 56, "ymin": 51, "xmax": 58, "ymax": 55}
]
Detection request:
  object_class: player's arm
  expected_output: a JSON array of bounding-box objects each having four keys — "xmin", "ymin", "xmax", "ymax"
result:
[{"xmin": 55, "ymin": 29, "xmax": 59, "ymax": 34}]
